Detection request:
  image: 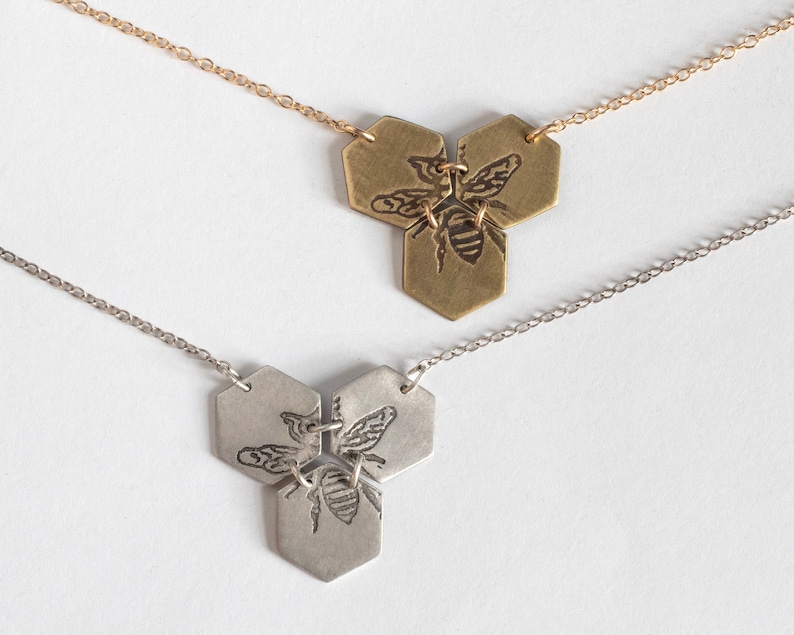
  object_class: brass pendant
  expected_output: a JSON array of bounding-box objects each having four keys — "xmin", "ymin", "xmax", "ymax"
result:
[
  {"xmin": 342, "ymin": 115, "xmax": 560, "ymax": 319},
  {"xmin": 404, "ymin": 205, "xmax": 508, "ymax": 320}
]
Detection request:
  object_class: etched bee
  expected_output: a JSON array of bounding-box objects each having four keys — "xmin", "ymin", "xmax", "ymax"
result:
[
  {"xmin": 372, "ymin": 148, "xmax": 521, "ymax": 219},
  {"xmin": 410, "ymin": 207, "xmax": 507, "ymax": 274},
  {"xmin": 282, "ymin": 464, "xmax": 382, "ymax": 534},
  {"xmin": 239, "ymin": 401, "xmax": 395, "ymax": 532},
  {"xmin": 236, "ymin": 407, "xmax": 320, "ymax": 476},
  {"xmin": 456, "ymin": 145, "xmax": 522, "ymax": 214},
  {"xmin": 335, "ymin": 405, "xmax": 398, "ymax": 474},
  {"xmin": 372, "ymin": 147, "xmax": 519, "ymax": 271},
  {"xmin": 370, "ymin": 150, "xmax": 449, "ymax": 220}
]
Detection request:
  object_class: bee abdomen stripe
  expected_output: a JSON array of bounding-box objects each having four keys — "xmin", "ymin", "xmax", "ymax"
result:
[{"xmin": 452, "ymin": 228, "xmax": 480, "ymax": 240}]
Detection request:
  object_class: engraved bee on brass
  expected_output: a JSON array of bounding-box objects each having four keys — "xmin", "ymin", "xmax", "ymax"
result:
[
  {"xmin": 372, "ymin": 150, "xmax": 522, "ymax": 228},
  {"xmin": 456, "ymin": 146, "xmax": 523, "ymax": 215},
  {"xmin": 374, "ymin": 149, "xmax": 519, "ymax": 274},
  {"xmin": 342, "ymin": 114, "xmax": 561, "ymax": 318},
  {"xmin": 409, "ymin": 207, "xmax": 506, "ymax": 274},
  {"xmin": 403, "ymin": 206, "xmax": 508, "ymax": 320},
  {"xmin": 370, "ymin": 151, "xmax": 448, "ymax": 220}
]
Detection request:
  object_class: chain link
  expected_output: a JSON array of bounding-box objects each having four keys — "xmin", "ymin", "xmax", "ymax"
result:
[
  {"xmin": 23, "ymin": 4, "xmax": 794, "ymax": 383},
  {"xmin": 50, "ymin": 1, "xmax": 793, "ymax": 144},
  {"xmin": 0, "ymin": 245, "xmax": 250, "ymax": 391},
  {"xmin": 3, "ymin": 209, "xmax": 791, "ymax": 389},
  {"xmin": 529, "ymin": 16, "xmax": 794, "ymax": 140},
  {"xmin": 49, "ymin": 0, "xmax": 374, "ymax": 142},
  {"xmin": 408, "ymin": 208, "xmax": 793, "ymax": 380}
]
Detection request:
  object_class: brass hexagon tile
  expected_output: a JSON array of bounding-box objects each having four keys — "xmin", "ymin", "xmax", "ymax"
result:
[
  {"xmin": 403, "ymin": 205, "xmax": 508, "ymax": 320},
  {"xmin": 456, "ymin": 114, "xmax": 561, "ymax": 229},
  {"xmin": 342, "ymin": 116, "xmax": 452, "ymax": 229}
]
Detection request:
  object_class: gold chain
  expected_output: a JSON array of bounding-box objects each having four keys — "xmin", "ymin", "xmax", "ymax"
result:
[
  {"xmin": 52, "ymin": 1, "xmax": 792, "ymax": 142},
  {"xmin": 50, "ymin": 0, "xmax": 374, "ymax": 141},
  {"xmin": 528, "ymin": 15, "xmax": 794, "ymax": 141}
]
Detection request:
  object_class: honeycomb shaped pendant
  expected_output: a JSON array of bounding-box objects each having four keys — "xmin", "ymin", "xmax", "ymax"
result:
[
  {"xmin": 404, "ymin": 205, "xmax": 508, "ymax": 320},
  {"xmin": 215, "ymin": 365, "xmax": 435, "ymax": 581},
  {"xmin": 342, "ymin": 115, "xmax": 560, "ymax": 318}
]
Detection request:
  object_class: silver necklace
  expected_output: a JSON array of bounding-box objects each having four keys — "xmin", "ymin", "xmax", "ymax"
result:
[{"xmin": 1, "ymin": 206, "xmax": 790, "ymax": 581}]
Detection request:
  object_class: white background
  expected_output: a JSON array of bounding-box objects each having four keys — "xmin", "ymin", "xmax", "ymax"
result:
[{"xmin": 1, "ymin": 1, "xmax": 793, "ymax": 633}]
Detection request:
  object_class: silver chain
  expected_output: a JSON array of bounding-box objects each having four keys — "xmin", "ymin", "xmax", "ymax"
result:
[
  {"xmin": 3, "ymin": 207, "xmax": 791, "ymax": 392},
  {"xmin": 0, "ymin": 246, "xmax": 251, "ymax": 391},
  {"xmin": 404, "ymin": 207, "xmax": 793, "ymax": 385}
]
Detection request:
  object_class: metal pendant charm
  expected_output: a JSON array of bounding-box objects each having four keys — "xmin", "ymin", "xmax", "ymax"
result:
[
  {"xmin": 215, "ymin": 366, "xmax": 321, "ymax": 485},
  {"xmin": 330, "ymin": 365, "xmax": 435, "ymax": 482},
  {"xmin": 215, "ymin": 364, "xmax": 435, "ymax": 580},
  {"xmin": 342, "ymin": 114, "xmax": 559, "ymax": 318},
  {"xmin": 342, "ymin": 116, "xmax": 452, "ymax": 229},
  {"xmin": 277, "ymin": 463, "xmax": 383, "ymax": 582},
  {"xmin": 404, "ymin": 205, "xmax": 508, "ymax": 320},
  {"xmin": 456, "ymin": 114, "xmax": 561, "ymax": 229}
]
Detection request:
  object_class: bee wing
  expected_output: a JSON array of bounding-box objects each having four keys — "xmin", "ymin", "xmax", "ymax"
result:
[
  {"xmin": 339, "ymin": 405, "xmax": 398, "ymax": 454},
  {"xmin": 236, "ymin": 444, "xmax": 298, "ymax": 475},
  {"xmin": 459, "ymin": 153, "xmax": 522, "ymax": 204},
  {"xmin": 371, "ymin": 188, "xmax": 437, "ymax": 219}
]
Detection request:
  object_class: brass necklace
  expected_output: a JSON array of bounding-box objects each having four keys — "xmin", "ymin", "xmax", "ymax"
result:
[{"xmin": 50, "ymin": 0, "xmax": 794, "ymax": 319}]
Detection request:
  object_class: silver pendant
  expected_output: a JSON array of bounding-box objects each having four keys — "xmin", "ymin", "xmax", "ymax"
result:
[
  {"xmin": 277, "ymin": 463, "xmax": 383, "ymax": 582},
  {"xmin": 215, "ymin": 366, "xmax": 321, "ymax": 485},
  {"xmin": 215, "ymin": 365, "xmax": 433, "ymax": 581},
  {"xmin": 330, "ymin": 365, "xmax": 435, "ymax": 482}
]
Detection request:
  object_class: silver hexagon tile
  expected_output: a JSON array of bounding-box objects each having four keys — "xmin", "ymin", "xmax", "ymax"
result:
[
  {"xmin": 277, "ymin": 463, "xmax": 383, "ymax": 582},
  {"xmin": 215, "ymin": 366, "xmax": 321, "ymax": 485},
  {"xmin": 330, "ymin": 365, "xmax": 435, "ymax": 483}
]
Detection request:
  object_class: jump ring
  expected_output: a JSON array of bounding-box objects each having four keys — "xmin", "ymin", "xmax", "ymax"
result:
[
  {"xmin": 342, "ymin": 122, "xmax": 376, "ymax": 142},
  {"xmin": 348, "ymin": 454, "xmax": 365, "ymax": 489},
  {"xmin": 474, "ymin": 200, "xmax": 488, "ymax": 228},
  {"xmin": 306, "ymin": 420, "xmax": 343, "ymax": 433},
  {"xmin": 289, "ymin": 461, "xmax": 312, "ymax": 488},
  {"xmin": 217, "ymin": 362, "xmax": 252, "ymax": 392},
  {"xmin": 400, "ymin": 362, "xmax": 430, "ymax": 394},
  {"xmin": 422, "ymin": 201, "xmax": 439, "ymax": 229},
  {"xmin": 525, "ymin": 122, "xmax": 563, "ymax": 143},
  {"xmin": 436, "ymin": 161, "xmax": 469, "ymax": 174}
]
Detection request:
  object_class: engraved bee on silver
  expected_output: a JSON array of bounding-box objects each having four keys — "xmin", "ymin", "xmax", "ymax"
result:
[{"xmin": 214, "ymin": 364, "xmax": 435, "ymax": 581}]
